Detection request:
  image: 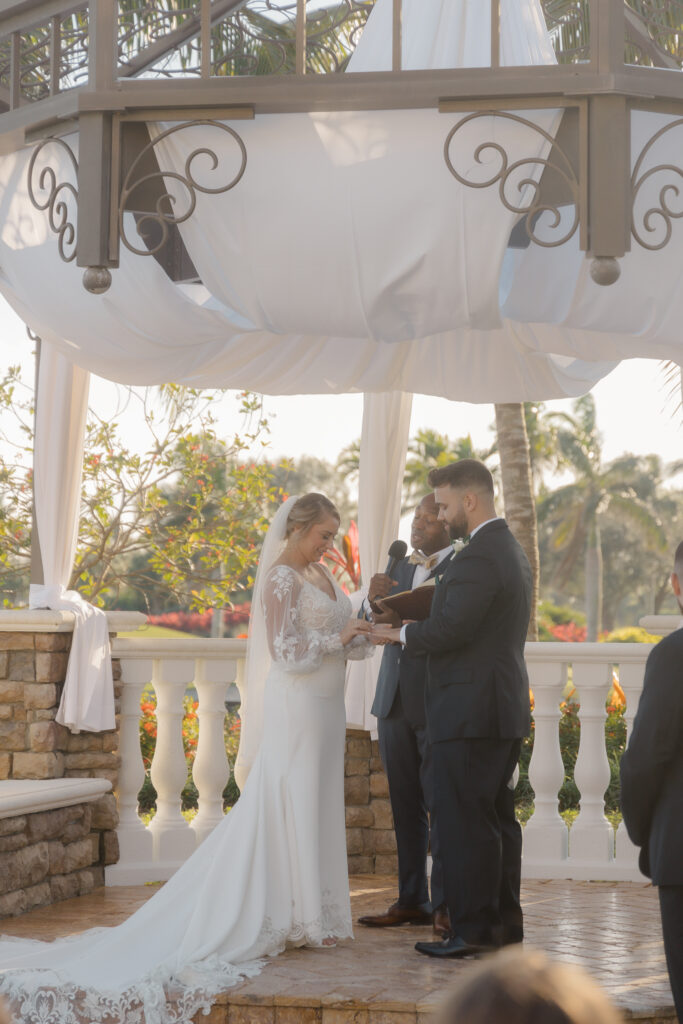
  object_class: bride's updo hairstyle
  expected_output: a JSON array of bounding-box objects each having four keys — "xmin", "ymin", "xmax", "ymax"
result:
[{"xmin": 285, "ymin": 493, "xmax": 340, "ymax": 537}]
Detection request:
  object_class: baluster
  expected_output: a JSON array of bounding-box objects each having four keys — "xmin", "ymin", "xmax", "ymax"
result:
[
  {"xmin": 233, "ymin": 657, "xmax": 248, "ymax": 792},
  {"xmin": 614, "ymin": 658, "xmax": 646, "ymax": 873},
  {"xmin": 10, "ymin": 33, "xmax": 20, "ymax": 110},
  {"xmin": 200, "ymin": 0, "xmax": 210, "ymax": 78},
  {"xmin": 569, "ymin": 659, "xmax": 614, "ymax": 869},
  {"xmin": 50, "ymin": 15, "xmax": 61, "ymax": 95},
  {"xmin": 295, "ymin": 0, "xmax": 306, "ymax": 76},
  {"xmin": 191, "ymin": 657, "xmax": 234, "ymax": 843},
  {"xmin": 392, "ymin": 0, "xmax": 401, "ymax": 71},
  {"xmin": 522, "ymin": 658, "xmax": 568, "ymax": 872},
  {"xmin": 106, "ymin": 655, "xmax": 154, "ymax": 884},
  {"xmin": 148, "ymin": 657, "xmax": 197, "ymax": 868},
  {"xmin": 490, "ymin": 0, "xmax": 500, "ymax": 69}
]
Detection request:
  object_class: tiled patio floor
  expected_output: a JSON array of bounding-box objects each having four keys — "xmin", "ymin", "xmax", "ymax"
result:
[{"xmin": 1, "ymin": 876, "xmax": 675, "ymax": 1023}]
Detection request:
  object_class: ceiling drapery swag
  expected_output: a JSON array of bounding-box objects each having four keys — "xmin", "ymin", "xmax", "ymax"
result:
[{"xmin": 1, "ymin": 0, "xmax": 683, "ymax": 730}]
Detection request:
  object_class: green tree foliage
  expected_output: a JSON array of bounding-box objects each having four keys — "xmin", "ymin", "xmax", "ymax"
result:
[
  {"xmin": 0, "ymin": 367, "xmax": 283, "ymax": 611},
  {"xmin": 538, "ymin": 395, "xmax": 669, "ymax": 638},
  {"xmin": 403, "ymin": 429, "xmax": 496, "ymax": 511}
]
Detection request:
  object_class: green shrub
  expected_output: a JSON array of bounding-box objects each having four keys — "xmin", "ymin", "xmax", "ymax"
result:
[{"xmin": 602, "ymin": 626, "xmax": 661, "ymax": 643}]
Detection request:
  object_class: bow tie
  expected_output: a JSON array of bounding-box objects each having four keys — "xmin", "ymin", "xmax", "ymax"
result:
[{"xmin": 408, "ymin": 551, "xmax": 441, "ymax": 570}]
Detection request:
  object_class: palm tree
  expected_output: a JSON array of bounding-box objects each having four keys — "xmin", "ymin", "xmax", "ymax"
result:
[
  {"xmin": 402, "ymin": 429, "xmax": 496, "ymax": 512},
  {"xmin": 494, "ymin": 404, "xmax": 540, "ymax": 639},
  {"xmin": 538, "ymin": 395, "xmax": 668, "ymax": 640}
]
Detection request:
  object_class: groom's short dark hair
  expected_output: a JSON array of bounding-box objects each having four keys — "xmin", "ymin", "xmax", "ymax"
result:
[
  {"xmin": 428, "ymin": 459, "xmax": 494, "ymax": 495},
  {"xmin": 674, "ymin": 541, "xmax": 683, "ymax": 578}
]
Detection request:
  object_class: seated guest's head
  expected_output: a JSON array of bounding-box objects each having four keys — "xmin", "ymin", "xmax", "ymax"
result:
[{"xmin": 437, "ymin": 948, "xmax": 622, "ymax": 1024}]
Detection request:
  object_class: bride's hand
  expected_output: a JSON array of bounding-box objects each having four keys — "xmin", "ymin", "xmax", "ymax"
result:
[{"xmin": 340, "ymin": 618, "xmax": 372, "ymax": 646}]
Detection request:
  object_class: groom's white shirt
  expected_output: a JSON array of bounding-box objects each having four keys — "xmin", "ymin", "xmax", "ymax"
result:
[{"xmin": 398, "ymin": 519, "xmax": 502, "ymax": 644}]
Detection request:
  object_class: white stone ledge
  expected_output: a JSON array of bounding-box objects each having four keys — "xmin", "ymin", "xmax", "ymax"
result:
[
  {"xmin": 0, "ymin": 610, "xmax": 146, "ymax": 633},
  {"xmin": 525, "ymin": 641, "xmax": 655, "ymax": 663},
  {"xmin": 0, "ymin": 778, "xmax": 112, "ymax": 819},
  {"xmin": 639, "ymin": 615, "xmax": 682, "ymax": 637},
  {"xmin": 111, "ymin": 636, "xmax": 248, "ymax": 658}
]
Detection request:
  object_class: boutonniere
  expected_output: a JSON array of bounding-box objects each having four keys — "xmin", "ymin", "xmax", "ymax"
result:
[{"xmin": 450, "ymin": 538, "xmax": 468, "ymax": 560}]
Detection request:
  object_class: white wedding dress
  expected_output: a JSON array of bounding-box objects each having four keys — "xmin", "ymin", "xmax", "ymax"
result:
[{"xmin": 0, "ymin": 565, "xmax": 371, "ymax": 1024}]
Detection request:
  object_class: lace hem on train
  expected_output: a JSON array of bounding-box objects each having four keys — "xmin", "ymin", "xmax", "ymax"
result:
[{"xmin": 0, "ymin": 903, "xmax": 352, "ymax": 1024}]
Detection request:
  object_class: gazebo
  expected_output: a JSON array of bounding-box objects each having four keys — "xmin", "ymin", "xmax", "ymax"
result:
[{"xmin": 0, "ymin": 2, "xmax": 682, "ymax": 1016}]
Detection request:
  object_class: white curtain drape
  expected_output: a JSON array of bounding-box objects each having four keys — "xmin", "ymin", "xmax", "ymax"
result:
[
  {"xmin": 345, "ymin": 392, "xmax": 413, "ymax": 732},
  {"xmin": 0, "ymin": 0, "xmax": 681, "ymax": 741},
  {"xmin": 28, "ymin": 343, "xmax": 114, "ymax": 733}
]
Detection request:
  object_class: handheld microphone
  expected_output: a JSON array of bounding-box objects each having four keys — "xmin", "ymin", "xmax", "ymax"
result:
[{"xmin": 385, "ymin": 539, "xmax": 408, "ymax": 576}]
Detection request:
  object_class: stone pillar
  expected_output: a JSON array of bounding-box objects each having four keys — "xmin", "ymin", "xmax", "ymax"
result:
[
  {"xmin": 0, "ymin": 611, "xmax": 145, "ymax": 901},
  {"xmin": 344, "ymin": 728, "xmax": 397, "ymax": 875}
]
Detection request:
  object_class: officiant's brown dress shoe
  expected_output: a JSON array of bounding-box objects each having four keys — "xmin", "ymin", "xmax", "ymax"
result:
[
  {"xmin": 358, "ymin": 902, "xmax": 432, "ymax": 927},
  {"xmin": 432, "ymin": 904, "xmax": 450, "ymax": 938}
]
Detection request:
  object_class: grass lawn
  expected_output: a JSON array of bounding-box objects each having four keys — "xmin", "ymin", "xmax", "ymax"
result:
[{"xmin": 116, "ymin": 625, "xmax": 198, "ymax": 640}]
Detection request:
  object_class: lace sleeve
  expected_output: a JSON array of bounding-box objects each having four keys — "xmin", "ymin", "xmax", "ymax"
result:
[
  {"xmin": 345, "ymin": 636, "xmax": 375, "ymax": 660},
  {"xmin": 263, "ymin": 566, "xmax": 343, "ymax": 674}
]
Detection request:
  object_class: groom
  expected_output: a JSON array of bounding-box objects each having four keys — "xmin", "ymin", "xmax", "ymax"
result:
[{"xmin": 379, "ymin": 459, "xmax": 532, "ymax": 957}]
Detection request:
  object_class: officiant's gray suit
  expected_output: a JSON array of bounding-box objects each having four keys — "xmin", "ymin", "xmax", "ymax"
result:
[{"xmin": 371, "ymin": 552, "xmax": 451, "ymax": 911}]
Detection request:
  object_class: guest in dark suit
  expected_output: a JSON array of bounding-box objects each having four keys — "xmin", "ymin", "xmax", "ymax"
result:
[
  {"xmin": 620, "ymin": 541, "xmax": 683, "ymax": 1023},
  {"xmin": 375, "ymin": 459, "xmax": 532, "ymax": 958},
  {"xmin": 357, "ymin": 495, "xmax": 452, "ymax": 934}
]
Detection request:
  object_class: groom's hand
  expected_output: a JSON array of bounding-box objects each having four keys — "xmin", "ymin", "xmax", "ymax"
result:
[
  {"xmin": 371, "ymin": 601, "xmax": 401, "ymax": 628},
  {"xmin": 370, "ymin": 625, "xmax": 403, "ymax": 646}
]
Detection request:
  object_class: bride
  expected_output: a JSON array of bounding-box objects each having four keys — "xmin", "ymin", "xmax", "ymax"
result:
[{"xmin": 0, "ymin": 493, "xmax": 375, "ymax": 1024}]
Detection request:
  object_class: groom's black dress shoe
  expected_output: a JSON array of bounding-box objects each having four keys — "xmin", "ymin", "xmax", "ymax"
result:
[{"xmin": 415, "ymin": 935, "xmax": 497, "ymax": 959}]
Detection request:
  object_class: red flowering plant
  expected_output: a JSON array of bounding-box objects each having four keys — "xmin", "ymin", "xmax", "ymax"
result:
[
  {"xmin": 147, "ymin": 606, "xmax": 251, "ymax": 636},
  {"xmin": 323, "ymin": 520, "xmax": 361, "ymax": 593}
]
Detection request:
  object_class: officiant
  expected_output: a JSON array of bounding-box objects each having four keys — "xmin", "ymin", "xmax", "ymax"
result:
[{"xmin": 357, "ymin": 494, "xmax": 452, "ymax": 935}]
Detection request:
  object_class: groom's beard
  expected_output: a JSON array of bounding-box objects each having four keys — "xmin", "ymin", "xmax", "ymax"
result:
[{"xmin": 448, "ymin": 518, "xmax": 468, "ymax": 541}]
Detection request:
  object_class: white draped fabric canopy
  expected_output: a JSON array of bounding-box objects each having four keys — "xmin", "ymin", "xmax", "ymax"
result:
[{"xmin": 0, "ymin": 0, "xmax": 681, "ymax": 730}]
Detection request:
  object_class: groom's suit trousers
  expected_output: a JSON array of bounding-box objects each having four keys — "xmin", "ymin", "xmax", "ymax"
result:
[{"xmin": 431, "ymin": 736, "xmax": 523, "ymax": 944}]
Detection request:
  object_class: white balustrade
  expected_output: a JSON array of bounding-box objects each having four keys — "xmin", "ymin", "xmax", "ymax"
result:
[
  {"xmin": 149, "ymin": 657, "xmax": 198, "ymax": 867},
  {"xmin": 108, "ymin": 637, "xmax": 247, "ymax": 885},
  {"xmin": 108, "ymin": 634, "xmax": 661, "ymax": 885},
  {"xmin": 614, "ymin": 659, "xmax": 647, "ymax": 872},
  {"xmin": 570, "ymin": 658, "xmax": 615, "ymax": 868},
  {"xmin": 191, "ymin": 657, "xmax": 237, "ymax": 843},
  {"xmin": 523, "ymin": 657, "xmax": 568, "ymax": 870},
  {"xmin": 105, "ymin": 656, "xmax": 154, "ymax": 885}
]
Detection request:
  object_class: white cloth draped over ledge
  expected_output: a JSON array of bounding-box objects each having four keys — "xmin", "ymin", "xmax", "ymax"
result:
[
  {"xmin": 28, "ymin": 344, "xmax": 114, "ymax": 733},
  {"xmin": 0, "ymin": 0, "xmax": 680, "ymax": 732}
]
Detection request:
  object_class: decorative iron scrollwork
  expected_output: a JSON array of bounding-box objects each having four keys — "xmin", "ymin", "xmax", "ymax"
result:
[
  {"xmin": 443, "ymin": 111, "xmax": 579, "ymax": 249},
  {"xmin": 27, "ymin": 136, "xmax": 79, "ymax": 262},
  {"xmin": 119, "ymin": 119, "xmax": 247, "ymax": 257},
  {"xmin": 632, "ymin": 117, "xmax": 683, "ymax": 251}
]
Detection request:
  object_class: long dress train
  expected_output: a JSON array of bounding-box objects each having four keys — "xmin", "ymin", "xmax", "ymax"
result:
[{"xmin": 0, "ymin": 566, "xmax": 370, "ymax": 1024}]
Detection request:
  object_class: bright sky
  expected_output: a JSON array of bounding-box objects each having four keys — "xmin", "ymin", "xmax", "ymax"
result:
[{"xmin": 0, "ymin": 295, "xmax": 681, "ymax": 483}]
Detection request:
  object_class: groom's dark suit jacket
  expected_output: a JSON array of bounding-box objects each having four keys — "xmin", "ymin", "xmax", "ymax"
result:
[
  {"xmin": 405, "ymin": 519, "xmax": 532, "ymax": 743},
  {"xmin": 371, "ymin": 553, "xmax": 452, "ymax": 724}
]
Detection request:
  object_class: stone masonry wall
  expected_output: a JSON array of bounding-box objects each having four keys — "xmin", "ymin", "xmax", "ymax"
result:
[
  {"xmin": 0, "ymin": 630, "xmax": 122, "ymax": 913},
  {"xmin": 0, "ymin": 801, "xmax": 113, "ymax": 918},
  {"xmin": 344, "ymin": 728, "xmax": 397, "ymax": 875}
]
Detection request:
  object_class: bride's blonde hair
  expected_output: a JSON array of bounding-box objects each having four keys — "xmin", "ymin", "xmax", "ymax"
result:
[{"xmin": 285, "ymin": 493, "xmax": 340, "ymax": 538}]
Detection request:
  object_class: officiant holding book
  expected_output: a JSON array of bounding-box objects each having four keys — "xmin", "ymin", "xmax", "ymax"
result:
[{"xmin": 357, "ymin": 494, "xmax": 452, "ymax": 935}]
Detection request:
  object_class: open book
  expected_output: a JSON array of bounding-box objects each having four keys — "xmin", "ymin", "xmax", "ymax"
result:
[{"xmin": 376, "ymin": 577, "xmax": 436, "ymax": 621}]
